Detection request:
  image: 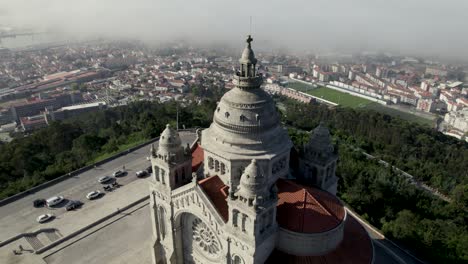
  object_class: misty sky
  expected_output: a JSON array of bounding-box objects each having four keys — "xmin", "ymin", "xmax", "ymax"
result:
[{"xmin": 1, "ymin": 0, "xmax": 467, "ymax": 60}]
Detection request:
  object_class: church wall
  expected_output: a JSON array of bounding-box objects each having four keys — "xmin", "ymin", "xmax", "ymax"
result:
[
  {"xmin": 203, "ymin": 149, "xmax": 230, "ymax": 183},
  {"xmin": 276, "ymin": 212, "xmax": 346, "ymax": 256}
]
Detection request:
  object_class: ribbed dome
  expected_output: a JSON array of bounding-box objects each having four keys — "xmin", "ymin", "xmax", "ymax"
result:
[
  {"xmin": 236, "ymin": 159, "xmax": 266, "ymax": 199},
  {"xmin": 201, "ymin": 35, "xmax": 292, "ymax": 157},
  {"xmin": 213, "ymin": 87, "xmax": 280, "ymax": 134}
]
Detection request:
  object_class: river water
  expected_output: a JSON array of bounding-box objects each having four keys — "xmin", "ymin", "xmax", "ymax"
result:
[{"xmin": 0, "ymin": 33, "xmax": 70, "ymax": 49}]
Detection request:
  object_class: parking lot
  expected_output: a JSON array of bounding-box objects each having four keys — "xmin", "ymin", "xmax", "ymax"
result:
[{"xmin": 0, "ymin": 132, "xmax": 196, "ymax": 243}]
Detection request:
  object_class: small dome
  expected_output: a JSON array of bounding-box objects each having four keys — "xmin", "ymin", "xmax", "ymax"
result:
[
  {"xmin": 236, "ymin": 159, "xmax": 266, "ymax": 199},
  {"xmin": 239, "ymin": 35, "xmax": 257, "ymax": 64},
  {"xmin": 158, "ymin": 124, "xmax": 182, "ymax": 150},
  {"xmin": 306, "ymin": 123, "xmax": 334, "ymax": 154},
  {"xmin": 240, "ymin": 46, "xmax": 257, "ymax": 64}
]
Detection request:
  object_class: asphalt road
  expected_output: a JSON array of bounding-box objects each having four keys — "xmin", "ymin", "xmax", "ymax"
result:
[
  {"xmin": 44, "ymin": 202, "xmax": 152, "ymax": 264},
  {"xmin": 0, "ymin": 132, "xmax": 196, "ymax": 240},
  {"xmin": 346, "ymin": 209, "xmax": 426, "ymax": 264}
]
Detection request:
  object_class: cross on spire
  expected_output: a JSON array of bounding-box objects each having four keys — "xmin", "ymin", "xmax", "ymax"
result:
[{"xmin": 246, "ymin": 35, "xmax": 253, "ymax": 47}]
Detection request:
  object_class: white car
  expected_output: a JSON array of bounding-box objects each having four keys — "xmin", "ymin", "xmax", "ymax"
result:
[
  {"xmin": 86, "ymin": 190, "xmax": 101, "ymax": 200},
  {"xmin": 36, "ymin": 214, "xmax": 54, "ymax": 223},
  {"xmin": 46, "ymin": 196, "xmax": 64, "ymax": 207},
  {"xmin": 98, "ymin": 176, "xmax": 112, "ymax": 183}
]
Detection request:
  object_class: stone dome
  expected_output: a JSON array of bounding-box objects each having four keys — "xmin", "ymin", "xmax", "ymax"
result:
[
  {"xmin": 240, "ymin": 48, "xmax": 257, "ymax": 65},
  {"xmin": 201, "ymin": 35, "xmax": 292, "ymax": 157},
  {"xmin": 239, "ymin": 35, "xmax": 257, "ymax": 65},
  {"xmin": 213, "ymin": 87, "xmax": 280, "ymax": 134},
  {"xmin": 158, "ymin": 124, "xmax": 182, "ymax": 154},
  {"xmin": 307, "ymin": 123, "xmax": 334, "ymax": 154},
  {"xmin": 236, "ymin": 159, "xmax": 266, "ymax": 199}
]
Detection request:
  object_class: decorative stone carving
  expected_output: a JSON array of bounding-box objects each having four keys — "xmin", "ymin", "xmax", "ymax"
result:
[{"xmin": 192, "ymin": 217, "xmax": 221, "ymax": 255}]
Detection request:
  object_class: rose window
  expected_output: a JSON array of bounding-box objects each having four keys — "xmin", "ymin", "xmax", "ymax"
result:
[{"xmin": 192, "ymin": 218, "xmax": 220, "ymax": 255}]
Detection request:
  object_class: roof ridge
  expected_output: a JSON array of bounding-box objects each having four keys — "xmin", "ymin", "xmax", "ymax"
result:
[
  {"xmin": 304, "ymin": 186, "xmax": 336, "ymax": 219},
  {"xmin": 301, "ymin": 188, "xmax": 307, "ymax": 232},
  {"xmin": 198, "ymin": 175, "xmax": 216, "ymax": 185}
]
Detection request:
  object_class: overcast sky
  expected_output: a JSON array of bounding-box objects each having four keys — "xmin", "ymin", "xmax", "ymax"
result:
[{"xmin": 1, "ymin": 0, "xmax": 467, "ymax": 60}]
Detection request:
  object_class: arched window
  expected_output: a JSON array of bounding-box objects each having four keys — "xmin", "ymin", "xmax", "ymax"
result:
[
  {"xmin": 208, "ymin": 157, "xmax": 214, "ymax": 169},
  {"xmin": 232, "ymin": 209, "xmax": 239, "ymax": 227},
  {"xmin": 242, "ymin": 214, "xmax": 248, "ymax": 232},
  {"xmin": 154, "ymin": 166, "xmax": 160, "ymax": 181},
  {"xmin": 233, "ymin": 255, "xmax": 243, "ymax": 264},
  {"xmin": 220, "ymin": 163, "xmax": 225, "ymax": 175},
  {"xmin": 158, "ymin": 206, "xmax": 166, "ymax": 239}
]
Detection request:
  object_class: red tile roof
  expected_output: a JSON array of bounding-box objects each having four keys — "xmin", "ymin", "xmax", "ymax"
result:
[
  {"xmin": 266, "ymin": 214, "xmax": 373, "ymax": 264},
  {"xmin": 197, "ymin": 176, "xmax": 346, "ymax": 233},
  {"xmin": 276, "ymin": 179, "xmax": 345, "ymax": 233},
  {"xmin": 198, "ymin": 176, "xmax": 229, "ymax": 222},
  {"xmin": 191, "ymin": 143, "xmax": 204, "ymax": 172}
]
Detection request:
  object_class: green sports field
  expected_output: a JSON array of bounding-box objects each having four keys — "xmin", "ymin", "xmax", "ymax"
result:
[
  {"xmin": 287, "ymin": 82, "xmax": 373, "ymax": 108},
  {"xmin": 287, "ymin": 81, "xmax": 435, "ymax": 125},
  {"xmin": 307, "ymin": 87, "xmax": 374, "ymax": 108}
]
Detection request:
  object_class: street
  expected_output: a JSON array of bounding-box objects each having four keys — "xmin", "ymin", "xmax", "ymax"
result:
[{"xmin": 0, "ymin": 132, "xmax": 196, "ymax": 241}]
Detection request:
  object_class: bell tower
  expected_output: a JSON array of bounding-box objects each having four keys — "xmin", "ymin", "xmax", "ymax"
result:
[
  {"xmin": 227, "ymin": 159, "xmax": 278, "ymax": 264},
  {"xmin": 149, "ymin": 124, "xmax": 192, "ymax": 264},
  {"xmin": 298, "ymin": 123, "xmax": 338, "ymax": 195}
]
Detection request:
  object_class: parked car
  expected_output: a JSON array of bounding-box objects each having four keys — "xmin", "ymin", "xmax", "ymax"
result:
[
  {"xmin": 36, "ymin": 214, "xmax": 54, "ymax": 223},
  {"xmin": 146, "ymin": 166, "xmax": 152, "ymax": 173},
  {"xmin": 112, "ymin": 170, "xmax": 125, "ymax": 177},
  {"xmin": 136, "ymin": 170, "xmax": 147, "ymax": 177},
  {"xmin": 33, "ymin": 199, "xmax": 46, "ymax": 208},
  {"xmin": 98, "ymin": 176, "xmax": 113, "ymax": 183},
  {"xmin": 86, "ymin": 190, "xmax": 101, "ymax": 200},
  {"xmin": 46, "ymin": 196, "xmax": 64, "ymax": 207},
  {"xmin": 66, "ymin": 200, "xmax": 83, "ymax": 211}
]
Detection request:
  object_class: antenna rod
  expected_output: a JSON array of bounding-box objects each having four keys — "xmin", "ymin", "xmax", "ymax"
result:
[
  {"xmin": 250, "ymin": 16, "xmax": 252, "ymax": 35},
  {"xmin": 176, "ymin": 103, "xmax": 179, "ymax": 131}
]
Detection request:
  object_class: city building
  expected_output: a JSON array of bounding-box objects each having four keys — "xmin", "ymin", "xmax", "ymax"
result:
[
  {"xmin": 425, "ymin": 66, "xmax": 448, "ymax": 77},
  {"xmin": 20, "ymin": 115, "xmax": 47, "ymax": 132},
  {"xmin": 10, "ymin": 93, "xmax": 81, "ymax": 122},
  {"xmin": 148, "ymin": 36, "xmax": 373, "ymax": 264},
  {"xmin": 44, "ymin": 101, "xmax": 107, "ymax": 123},
  {"xmin": 444, "ymin": 108, "xmax": 468, "ymax": 134}
]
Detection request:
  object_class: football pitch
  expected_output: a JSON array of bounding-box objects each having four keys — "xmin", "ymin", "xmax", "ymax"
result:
[
  {"xmin": 287, "ymin": 81, "xmax": 435, "ymax": 125},
  {"xmin": 307, "ymin": 87, "xmax": 374, "ymax": 108}
]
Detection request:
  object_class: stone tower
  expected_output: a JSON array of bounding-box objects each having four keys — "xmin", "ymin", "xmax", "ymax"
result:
[
  {"xmin": 149, "ymin": 124, "xmax": 192, "ymax": 264},
  {"xmin": 228, "ymin": 159, "xmax": 278, "ymax": 263},
  {"xmin": 298, "ymin": 123, "xmax": 338, "ymax": 195}
]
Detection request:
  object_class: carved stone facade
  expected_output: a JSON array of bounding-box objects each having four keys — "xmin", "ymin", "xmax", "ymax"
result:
[
  {"xmin": 149, "ymin": 36, "xmax": 373, "ymax": 264},
  {"xmin": 298, "ymin": 123, "xmax": 339, "ymax": 195}
]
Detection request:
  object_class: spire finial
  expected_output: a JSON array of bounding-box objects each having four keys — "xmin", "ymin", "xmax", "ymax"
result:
[{"xmin": 246, "ymin": 35, "xmax": 253, "ymax": 47}]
